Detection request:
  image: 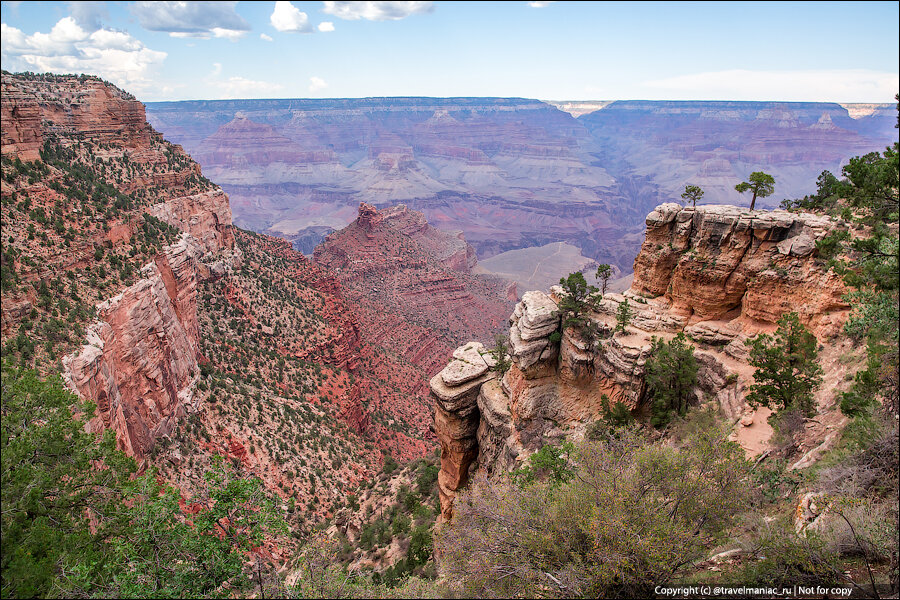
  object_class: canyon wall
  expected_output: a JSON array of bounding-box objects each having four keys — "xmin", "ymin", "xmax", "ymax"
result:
[
  {"xmin": 314, "ymin": 202, "xmax": 516, "ymax": 368},
  {"xmin": 432, "ymin": 203, "xmax": 853, "ymax": 519},
  {"xmin": 145, "ymin": 97, "xmax": 895, "ymax": 275},
  {"xmin": 580, "ymin": 100, "xmax": 896, "ymax": 210},
  {"xmin": 1, "ymin": 73, "xmax": 238, "ymax": 460}
]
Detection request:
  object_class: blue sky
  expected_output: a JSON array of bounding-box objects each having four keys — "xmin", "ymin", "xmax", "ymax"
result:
[{"xmin": 1, "ymin": 1, "xmax": 898, "ymax": 103}]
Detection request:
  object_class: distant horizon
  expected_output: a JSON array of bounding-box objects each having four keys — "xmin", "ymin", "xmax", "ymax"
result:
[
  {"xmin": 2, "ymin": 2, "xmax": 897, "ymax": 103},
  {"xmin": 142, "ymin": 95, "xmax": 894, "ymax": 107}
]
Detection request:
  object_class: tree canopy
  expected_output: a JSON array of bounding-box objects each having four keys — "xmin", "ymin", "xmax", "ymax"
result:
[
  {"xmin": 0, "ymin": 361, "xmax": 283, "ymax": 598},
  {"xmin": 745, "ymin": 312, "xmax": 823, "ymax": 417},
  {"xmin": 615, "ymin": 298, "xmax": 632, "ymax": 333},
  {"xmin": 556, "ymin": 271, "xmax": 600, "ymax": 339},
  {"xmin": 735, "ymin": 171, "xmax": 776, "ymax": 210},
  {"xmin": 782, "ymin": 99, "xmax": 898, "ymax": 418},
  {"xmin": 436, "ymin": 428, "xmax": 749, "ymax": 598},
  {"xmin": 681, "ymin": 184, "xmax": 704, "ymax": 208},
  {"xmin": 645, "ymin": 332, "xmax": 699, "ymax": 427}
]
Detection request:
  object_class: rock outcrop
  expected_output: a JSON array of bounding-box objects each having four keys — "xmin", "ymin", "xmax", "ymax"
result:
[
  {"xmin": 1, "ymin": 72, "xmax": 238, "ymax": 460},
  {"xmin": 63, "ymin": 246, "xmax": 202, "ymax": 457},
  {"xmin": 431, "ymin": 342, "xmax": 498, "ymax": 519},
  {"xmin": 1, "ymin": 73, "xmax": 148, "ymax": 162},
  {"xmin": 314, "ymin": 202, "xmax": 515, "ymax": 374},
  {"xmin": 433, "ymin": 202, "xmax": 854, "ymax": 518},
  {"xmin": 632, "ymin": 203, "xmax": 848, "ymax": 337}
]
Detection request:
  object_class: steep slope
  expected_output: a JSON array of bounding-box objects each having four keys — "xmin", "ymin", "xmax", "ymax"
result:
[
  {"xmin": 0, "ymin": 74, "xmax": 432, "ymax": 538},
  {"xmin": 313, "ymin": 202, "xmax": 517, "ymax": 369},
  {"xmin": 1, "ymin": 72, "xmax": 237, "ymax": 460},
  {"xmin": 432, "ymin": 203, "xmax": 860, "ymax": 518},
  {"xmin": 3, "ymin": 74, "xmax": 514, "ymax": 545}
]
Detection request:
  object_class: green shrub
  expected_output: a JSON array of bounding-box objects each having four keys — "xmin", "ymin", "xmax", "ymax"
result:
[{"xmin": 439, "ymin": 427, "xmax": 748, "ymax": 597}]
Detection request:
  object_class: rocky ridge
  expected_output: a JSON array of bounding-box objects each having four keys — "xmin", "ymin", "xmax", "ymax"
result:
[
  {"xmin": 432, "ymin": 203, "xmax": 858, "ymax": 519},
  {"xmin": 1, "ymin": 72, "xmax": 239, "ymax": 460},
  {"xmin": 314, "ymin": 202, "xmax": 516, "ymax": 372}
]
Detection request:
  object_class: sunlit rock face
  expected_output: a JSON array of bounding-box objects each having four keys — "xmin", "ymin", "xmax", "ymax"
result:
[
  {"xmin": 2, "ymin": 72, "xmax": 238, "ymax": 460},
  {"xmin": 433, "ymin": 202, "xmax": 853, "ymax": 519}
]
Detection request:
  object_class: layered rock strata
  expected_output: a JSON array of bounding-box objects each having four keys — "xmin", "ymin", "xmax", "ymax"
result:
[
  {"xmin": 146, "ymin": 98, "xmax": 895, "ymax": 274},
  {"xmin": 632, "ymin": 203, "xmax": 848, "ymax": 337},
  {"xmin": 314, "ymin": 203, "xmax": 515, "ymax": 363},
  {"xmin": 1, "ymin": 73, "xmax": 238, "ymax": 460},
  {"xmin": 63, "ymin": 245, "xmax": 202, "ymax": 457},
  {"xmin": 433, "ymin": 203, "xmax": 852, "ymax": 518}
]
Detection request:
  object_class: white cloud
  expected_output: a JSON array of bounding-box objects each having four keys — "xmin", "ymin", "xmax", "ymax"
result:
[
  {"xmin": 211, "ymin": 62, "xmax": 223, "ymax": 77},
  {"xmin": 211, "ymin": 27, "xmax": 246, "ymax": 41},
  {"xmin": 260, "ymin": 33, "xmax": 274, "ymax": 41},
  {"xmin": 208, "ymin": 75, "xmax": 284, "ymax": 99},
  {"xmin": 317, "ymin": 22, "xmax": 335, "ymax": 32},
  {"xmin": 131, "ymin": 1, "xmax": 249, "ymax": 35},
  {"xmin": 643, "ymin": 69, "xmax": 900, "ymax": 103},
  {"xmin": 309, "ymin": 76, "xmax": 328, "ymax": 93},
  {"xmin": 169, "ymin": 27, "xmax": 246, "ymax": 41},
  {"xmin": 270, "ymin": 1, "xmax": 314, "ymax": 33},
  {"xmin": 0, "ymin": 18, "xmax": 167, "ymax": 94},
  {"xmin": 322, "ymin": 1, "xmax": 433, "ymax": 21},
  {"xmin": 528, "ymin": 1, "xmax": 556, "ymax": 7}
]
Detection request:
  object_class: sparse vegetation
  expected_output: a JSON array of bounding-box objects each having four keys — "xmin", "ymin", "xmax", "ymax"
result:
[{"xmin": 437, "ymin": 426, "xmax": 749, "ymax": 597}]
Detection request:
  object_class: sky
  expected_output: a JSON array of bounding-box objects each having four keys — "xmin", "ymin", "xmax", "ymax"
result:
[{"xmin": 1, "ymin": 1, "xmax": 898, "ymax": 103}]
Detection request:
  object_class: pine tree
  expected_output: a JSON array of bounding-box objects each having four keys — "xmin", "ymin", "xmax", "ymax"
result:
[
  {"xmin": 615, "ymin": 299, "xmax": 632, "ymax": 333},
  {"xmin": 595, "ymin": 263, "xmax": 612, "ymax": 295},
  {"xmin": 745, "ymin": 312, "xmax": 823, "ymax": 417},
  {"xmin": 557, "ymin": 271, "xmax": 599, "ymax": 334},
  {"xmin": 645, "ymin": 332, "xmax": 699, "ymax": 427},
  {"xmin": 735, "ymin": 171, "xmax": 775, "ymax": 210},
  {"xmin": 681, "ymin": 184, "xmax": 704, "ymax": 208}
]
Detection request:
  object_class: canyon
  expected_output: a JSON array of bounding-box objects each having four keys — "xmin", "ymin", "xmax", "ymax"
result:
[
  {"xmin": 0, "ymin": 73, "xmax": 515, "ymax": 537},
  {"xmin": 432, "ymin": 202, "xmax": 859, "ymax": 519},
  {"xmin": 2, "ymin": 73, "xmax": 894, "ymax": 589},
  {"xmin": 145, "ymin": 97, "xmax": 895, "ymax": 280}
]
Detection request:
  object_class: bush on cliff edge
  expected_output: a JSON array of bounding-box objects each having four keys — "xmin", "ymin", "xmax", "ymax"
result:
[{"xmin": 435, "ymin": 426, "xmax": 749, "ymax": 598}]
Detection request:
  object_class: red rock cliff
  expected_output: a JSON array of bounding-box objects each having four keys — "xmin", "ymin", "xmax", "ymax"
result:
[{"xmin": 1, "ymin": 73, "xmax": 238, "ymax": 460}]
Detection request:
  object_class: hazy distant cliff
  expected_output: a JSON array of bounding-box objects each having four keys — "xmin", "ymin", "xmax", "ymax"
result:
[
  {"xmin": 580, "ymin": 100, "xmax": 896, "ymax": 209},
  {"xmin": 146, "ymin": 97, "xmax": 895, "ymax": 277}
]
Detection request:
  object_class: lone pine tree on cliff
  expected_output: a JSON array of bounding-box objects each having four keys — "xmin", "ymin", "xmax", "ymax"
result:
[
  {"xmin": 557, "ymin": 271, "xmax": 599, "ymax": 330},
  {"xmin": 735, "ymin": 171, "xmax": 776, "ymax": 210},
  {"xmin": 595, "ymin": 263, "xmax": 612, "ymax": 295},
  {"xmin": 681, "ymin": 184, "xmax": 704, "ymax": 208}
]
